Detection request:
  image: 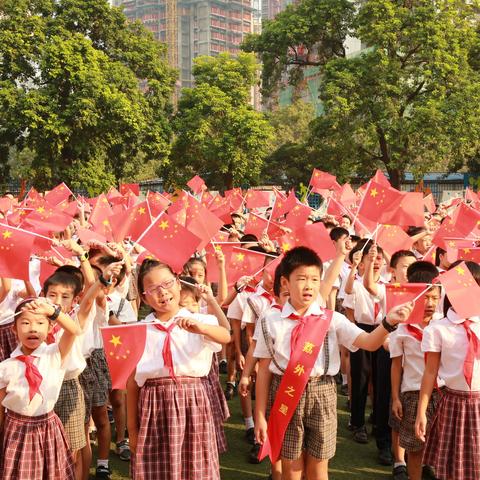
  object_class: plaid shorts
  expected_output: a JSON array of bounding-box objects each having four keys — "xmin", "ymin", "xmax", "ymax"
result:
[
  {"xmin": 0, "ymin": 410, "xmax": 74, "ymax": 480},
  {"xmin": 268, "ymin": 374, "xmax": 337, "ymax": 461},
  {"xmin": 88, "ymin": 348, "xmax": 112, "ymax": 407},
  {"xmin": 399, "ymin": 389, "xmax": 440, "ymax": 453},
  {"xmin": 79, "ymin": 363, "xmax": 96, "ymax": 422},
  {"xmin": 54, "ymin": 376, "xmax": 87, "ymax": 451}
]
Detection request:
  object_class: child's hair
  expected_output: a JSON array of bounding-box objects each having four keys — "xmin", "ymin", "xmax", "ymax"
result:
[
  {"xmin": 14, "ymin": 298, "xmax": 36, "ymax": 321},
  {"xmin": 407, "ymin": 261, "xmax": 439, "ymax": 284},
  {"xmin": 347, "ymin": 240, "xmax": 383, "ymax": 263},
  {"xmin": 43, "ymin": 271, "xmax": 82, "ymax": 297},
  {"xmin": 184, "ymin": 258, "xmax": 207, "ymax": 281},
  {"xmin": 342, "ymin": 214, "xmax": 352, "ymax": 222},
  {"xmin": 273, "ymin": 262, "xmax": 283, "ymax": 297},
  {"xmin": 390, "ymin": 250, "xmax": 416, "ymax": 268},
  {"xmin": 329, "ymin": 227, "xmax": 349, "ymax": 242},
  {"xmin": 443, "ymin": 260, "xmax": 480, "ymax": 316},
  {"xmin": 350, "ymin": 235, "xmax": 361, "ymax": 243},
  {"xmin": 179, "ymin": 275, "xmax": 201, "ymax": 301},
  {"xmin": 407, "ymin": 226, "xmax": 426, "ymax": 237},
  {"xmin": 280, "ymin": 246, "xmax": 323, "ymax": 279},
  {"xmin": 55, "ymin": 265, "xmax": 85, "ymax": 291},
  {"xmin": 240, "ymin": 234, "xmax": 258, "ymax": 245},
  {"xmin": 435, "ymin": 246, "xmax": 446, "ymax": 267},
  {"xmin": 96, "ymin": 255, "xmax": 127, "ymax": 284},
  {"xmin": 138, "ymin": 259, "xmax": 175, "ymax": 295},
  {"xmin": 263, "ymin": 250, "xmax": 279, "ymax": 267}
]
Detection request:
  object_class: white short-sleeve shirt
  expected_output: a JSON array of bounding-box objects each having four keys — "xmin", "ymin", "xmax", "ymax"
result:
[
  {"xmin": 134, "ymin": 309, "xmax": 221, "ymax": 387},
  {"xmin": 253, "ymin": 301, "xmax": 363, "ymax": 376},
  {"xmin": 342, "ymin": 277, "xmax": 384, "ymax": 326},
  {"xmin": 0, "ymin": 343, "xmax": 66, "ymax": 416},
  {"xmin": 422, "ymin": 309, "xmax": 480, "ymax": 392}
]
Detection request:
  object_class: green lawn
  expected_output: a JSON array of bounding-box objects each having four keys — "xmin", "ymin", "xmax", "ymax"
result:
[{"xmin": 91, "ymin": 382, "xmax": 390, "ymax": 479}]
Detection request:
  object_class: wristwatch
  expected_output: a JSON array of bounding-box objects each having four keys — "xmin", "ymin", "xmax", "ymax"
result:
[
  {"xmin": 382, "ymin": 316, "xmax": 398, "ymax": 333},
  {"xmin": 99, "ymin": 274, "xmax": 112, "ymax": 287},
  {"xmin": 78, "ymin": 251, "xmax": 89, "ymax": 262},
  {"xmin": 48, "ymin": 304, "xmax": 62, "ymax": 322}
]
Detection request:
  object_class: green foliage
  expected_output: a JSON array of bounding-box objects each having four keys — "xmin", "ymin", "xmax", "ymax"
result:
[
  {"xmin": 0, "ymin": 0, "xmax": 175, "ymax": 194},
  {"xmin": 169, "ymin": 53, "xmax": 273, "ymax": 190},
  {"xmin": 246, "ymin": 0, "xmax": 480, "ymax": 187}
]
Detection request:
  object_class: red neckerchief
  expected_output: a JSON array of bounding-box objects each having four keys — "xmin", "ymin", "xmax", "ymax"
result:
[
  {"xmin": 406, "ymin": 324, "xmax": 423, "ymax": 342},
  {"xmin": 153, "ymin": 322, "xmax": 177, "ymax": 381},
  {"xmin": 461, "ymin": 320, "xmax": 480, "ymax": 389},
  {"xmin": 15, "ymin": 355, "xmax": 43, "ymax": 402}
]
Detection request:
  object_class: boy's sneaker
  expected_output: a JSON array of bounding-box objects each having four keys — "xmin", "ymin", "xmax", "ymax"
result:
[
  {"xmin": 248, "ymin": 443, "xmax": 263, "ymax": 464},
  {"xmin": 422, "ymin": 465, "xmax": 438, "ymax": 479},
  {"xmin": 352, "ymin": 426, "xmax": 368, "ymax": 444},
  {"xmin": 95, "ymin": 465, "xmax": 111, "ymax": 479},
  {"xmin": 225, "ymin": 382, "xmax": 236, "ymax": 400},
  {"xmin": 116, "ymin": 439, "xmax": 131, "ymax": 461},
  {"xmin": 392, "ymin": 464, "xmax": 408, "ymax": 480},
  {"xmin": 219, "ymin": 360, "xmax": 227, "ymax": 374},
  {"xmin": 245, "ymin": 427, "xmax": 255, "ymax": 445},
  {"xmin": 340, "ymin": 384, "xmax": 349, "ymax": 396}
]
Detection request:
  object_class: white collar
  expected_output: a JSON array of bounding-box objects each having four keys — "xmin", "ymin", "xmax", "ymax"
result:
[
  {"xmin": 10, "ymin": 342, "xmax": 47, "ymax": 358},
  {"xmin": 281, "ymin": 301, "xmax": 323, "ymax": 319},
  {"xmin": 446, "ymin": 308, "xmax": 480, "ymax": 325}
]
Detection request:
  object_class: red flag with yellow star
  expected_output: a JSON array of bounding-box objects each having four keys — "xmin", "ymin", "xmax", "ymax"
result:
[
  {"xmin": 184, "ymin": 196, "xmax": 223, "ymax": 250},
  {"xmin": 245, "ymin": 190, "xmax": 271, "ymax": 210},
  {"xmin": 376, "ymin": 225, "xmax": 414, "ymax": 257},
  {"xmin": 119, "ymin": 183, "xmax": 140, "ymax": 196},
  {"xmin": 309, "ymin": 169, "xmax": 337, "ymax": 192},
  {"xmin": 89, "ymin": 194, "xmax": 114, "ymax": 241},
  {"xmin": 0, "ymin": 224, "xmax": 35, "ymax": 280},
  {"xmin": 386, "ymin": 283, "xmax": 430, "ymax": 324},
  {"xmin": 358, "ymin": 181, "xmax": 403, "ymax": 224},
  {"xmin": 101, "ymin": 324, "xmax": 147, "ymax": 389},
  {"xmin": 186, "ymin": 175, "xmax": 207, "ymax": 194},
  {"xmin": 147, "ymin": 191, "xmax": 170, "ymax": 216},
  {"xmin": 44, "ymin": 182, "xmax": 73, "ymax": 206},
  {"xmin": 225, "ymin": 247, "xmax": 269, "ymax": 284},
  {"xmin": 137, "ymin": 213, "xmax": 201, "ymax": 273},
  {"xmin": 109, "ymin": 201, "xmax": 152, "ymax": 243},
  {"xmin": 439, "ymin": 262, "xmax": 480, "ymax": 319},
  {"xmin": 24, "ymin": 203, "xmax": 74, "ymax": 232}
]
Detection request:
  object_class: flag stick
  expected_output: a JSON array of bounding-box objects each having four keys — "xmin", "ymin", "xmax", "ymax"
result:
[
  {"xmin": 352, "ymin": 180, "xmax": 370, "ymax": 231},
  {"xmin": 360, "ymin": 223, "xmax": 381, "ymax": 254}
]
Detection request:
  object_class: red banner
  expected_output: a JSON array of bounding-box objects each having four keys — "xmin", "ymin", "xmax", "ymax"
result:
[{"xmin": 258, "ymin": 310, "xmax": 333, "ymax": 462}]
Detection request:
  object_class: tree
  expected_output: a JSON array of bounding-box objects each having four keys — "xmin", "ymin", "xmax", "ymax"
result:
[
  {"xmin": 244, "ymin": 0, "xmax": 480, "ymax": 188},
  {"xmin": 0, "ymin": 0, "xmax": 176, "ymax": 194},
  {"xmin": 262, "ymin": 100, "xmax": 316, "ymax": 189},
  {"xmin": 168, "ymin": 53, "xmax": 273, "ymax": 190}
]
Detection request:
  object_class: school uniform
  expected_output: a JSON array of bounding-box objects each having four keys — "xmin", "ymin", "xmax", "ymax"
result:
[
  {"xmin": 389, "ymin": 321, "xmax": 444, "ymax": 453},
  {"xmin": 421, "ymin": 309, "xmax": 480, "ymax": 480},
  {"xmin": 132, "ymin": 309, "xmax": 222, "ymax": 480},
  {"xmin": 0, "ymin": 343, "xmax": 74, "ymax": 479},
  {"xmin": 343, "ymin": 278, "xmax": 385, "ymax": 439},
  {"xmin": 254, "ymin": 301, "xmax": 364, "ymax": 460},
  {"xmin": 52, "ymin": 310, "xmax": 88, "ymax": 451}
]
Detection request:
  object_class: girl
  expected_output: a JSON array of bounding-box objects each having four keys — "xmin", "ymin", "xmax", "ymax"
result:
[
  {"xmin": 127, "ymin": 259, "xmax": 230, "ymax": 480},
  {"xmin": 0, "ymin": 297, "xmax": 81, "ymax": 479},
  {"xmin": 416, "ymin": 261, "xmax": 480, "ymax": 480}
]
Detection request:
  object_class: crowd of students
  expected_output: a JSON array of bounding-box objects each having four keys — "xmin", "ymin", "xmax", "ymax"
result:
[{"xmin": 0, "ymin": 174, "xmax": 478, "ymax": 480}]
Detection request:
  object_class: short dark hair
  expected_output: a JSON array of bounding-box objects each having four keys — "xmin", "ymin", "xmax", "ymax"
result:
[
  {"xmin": 240, "ymin": 234, "xmax": 258, "ymax": 244},
  {"xmin": 406, "ymin": 261, "xmax": 439, "ymax": 283},
  {"xmin": 280, "ymin": 246, "xmax": 323, "ymax": 279},
  {"xmin": 96, "ymin": 255, "xmax": 126, "ymax": 285},
  {"xmin": 55, "ymin": 265, "xmax": 84, "ymax": 291},
  {"xmin": 43, "ymin": 271, "xmax": 82, "ymax": 297},
  {"xmin": 179, "ymin": 275, "xmax": 201, "ymax": 301},
  {"xmin": 273, "ymin": 262, "xmax": 283, "ymax": 297},
  {"xmin": 329, "ymin": 227, "xmax": 349, "ymax": 242},
  {"xmin": 407, "ymin": 226, "xmax": 426, "ymax": 237},
  {"xmin": 390, "ymin": 250, "xmax": 416, "ymax": 269},
  {"xmin": 435, "ymin": 247, "xmax": 446, "ymax": 267},
  {"xmin": 138, "ymin": 259, "xmax": 175, "ymax": 296}
]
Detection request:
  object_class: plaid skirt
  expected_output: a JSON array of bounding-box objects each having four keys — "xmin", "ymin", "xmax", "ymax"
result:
[
  {"xmin": 268, "ymin": 374, "xmax": 337, "ymax": 461},
  {"xmin": 0, "ymin": 410, "xmax": 74, "ymax": 480},
  {"xmin": 79, "ymin": 363, "xmax": 96, "ymax": 422},
  {"xmin": 54, "ymin": 376, "xmax": 87, "ymax": 451},
  {"xmin": 399, "ymin": 389, "xmax": 441, "ymax": 453},
  {"xmin": 423, "ymin": 388, "xmax": 480, "ymax": 480},
  {"xmin": 88, "ymin": 348, "xmax": 112, "ymax": 407},
  {"xmin": 201, "ymin": 356, "xmax": 230, "ymax": 454},
  {"xmin": 0, "ymin": 322, "xmax": 17, "ymax": 362},
  {"xmin": 132, "ymin": 377, "xmax": 220, "ymax": 480}
]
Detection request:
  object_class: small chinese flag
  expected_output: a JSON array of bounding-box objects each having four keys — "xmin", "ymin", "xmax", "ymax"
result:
[
  {"xmin": 76, "ymin": 226, "xmax": 107, "ymax": 245},
  {"xmin": 376, "ymin": 225, "xmax": 413, "ymax": 257},
  {"xmin": 89, "ymin": 194, "xmax": 114, "ymax": 241},
  {"xmin": 186, "ymin": 175, "xmax": 207, "ymax": 194},
  {"xmin": 338, "ymin": 183, "xmax": 357, "ymax": 207},
  {"xmin": 24, "ymin": 204, "xmax": 73, "ymax": 232},
  {"xmin": 309, "ymin": 169, "xmax": 337, "ymax": 192},
  {"xmin": 147, "ymin": 191, "xmax": 170, "ymax": 216},
  {"xmin": 205, "ymin": 243, "xmax": 235, "ymax": 283},
  {"xmin": 225, "ymin": 247, "xmax": 269, "ymax": 284},
  {"xmin": 386, "ymin": 192, "xmax": 424, "ymax": 227},
  {"xmin": 109, "ymin": 201, "xmax": 152, "ymax": 243},
  {"xmin": 244, "ymin": 212, "xmax": 280, "ymax": 239},
  {"xmin": 245, "ymin": 190, "xmax": 271, "ymax": 210},
  {"xmin": 44, "ymin": 182, "xmax": 73, "ymax": 206},
  {"xmin": 101, "ymin": 324, "xmax": 147, "ymax": 389},
  {"xmin": 119, "ymin": 183, "xmax": 140, "ymax": 196},
  {"xmin": 385, "ymin": 283, "xmax": 430, "ymax": 324},
  {"xmin": 424, "ymin": 193, "xmax": 436, "ymax": 214},
  {"xmin": 0, "ymin": 224, "xmax": 35, "ymax": 280},
  {"xmin": 458, "ymin": 247, "xmax": 480, "ymax": 264},
  {"xmin": 106, "ymin": 187, "xmax": 123, "ymax": 202},
  {"xmin": 137, "ymin": 213, "xmax": 201, "ymax": 273},
  {"xmin": 283, "ymin": 204, "xmax": 312, "ymax": 231},
  {"xmin": 439, "ymin": 262, "xmax": 480, "ymax": 319},
  {"xmin": 358, "ymin": 181, "xmax": 403, "ymax": 224},
  {"xmin": 432, "ymin": 216, "xmax": 464, "ymax": 250},
  {"xmin": 270, "ymin": 190, "xmax": 297, "ymax": 220}
]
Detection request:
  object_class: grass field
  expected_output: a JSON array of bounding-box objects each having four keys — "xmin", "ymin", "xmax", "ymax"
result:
[{"xmin": 91, "ymin": 381, "xmax": 390, "ymax": 479}]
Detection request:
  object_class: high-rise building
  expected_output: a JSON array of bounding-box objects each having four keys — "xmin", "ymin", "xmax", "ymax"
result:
[
  {"xmin": 261, "ymin": 0, "xmax": 281, "ymax": 20},
  {"xmin": 116, "ymin": 0, "xmax": 254, "ymax": 88}
]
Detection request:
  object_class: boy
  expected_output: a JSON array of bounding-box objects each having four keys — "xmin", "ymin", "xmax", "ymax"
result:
[
  {"xmin": 390, "ymin": 263, "xmax": 443, "ymax": 480},
  {"xmin": 254, "ymin": 247, "xmax": 413, "ymax": 480}
]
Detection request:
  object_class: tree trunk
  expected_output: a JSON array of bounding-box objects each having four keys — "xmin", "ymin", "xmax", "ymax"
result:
[
  {"xmin": 386, "ymin": 167, "xmax": 402, "ymax": 190},
  {"xmin": 224, "ymin": 171, "xmax": 233, "ymax": 190}
]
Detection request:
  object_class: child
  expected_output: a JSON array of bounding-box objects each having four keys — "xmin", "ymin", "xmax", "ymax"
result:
[
  {"xmin": 0, "ymin": 297, "xmax": 81, "ymax": 479},
  {"xmin": 254, "ymin": 247, "xmax": 413, "ymax": 480},
  {"xmin": 416, "ymin": 260, "xmax": 480, "ymax": 480},
  {"xmin": 389, "ymin": 264, "xmax": 443, "ymax": 480},
  {"xmin": 127, "ymin": 259, "xmax": 230, "ymax": 480}
]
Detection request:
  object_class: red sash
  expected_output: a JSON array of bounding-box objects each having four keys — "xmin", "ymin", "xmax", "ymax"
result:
[{"xmin": 258, "ymin": 309, "xmax": 333, "ymax": 462}]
